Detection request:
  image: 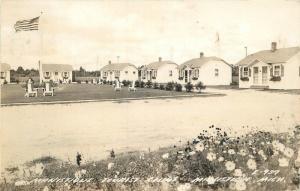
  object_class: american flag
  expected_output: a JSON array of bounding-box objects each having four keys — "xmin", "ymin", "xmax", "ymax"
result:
[{"xmin": 14, "ymin": 16, "xmax": 40, "ymax": 32}]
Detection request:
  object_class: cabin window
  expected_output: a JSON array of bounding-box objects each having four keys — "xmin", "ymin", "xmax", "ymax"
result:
[
  {"xmin": 178, "ymin": 70, "xmax": 183, "ymax": 77},
  {"xmin": 45, "ymin": 72, "xmax": 50, "ymax": 77},
  {"xmin": 273, "ymin": 65, "xmax": 281, "ymax": 76},
  {"xmin": 115, "ymin": 71, "xmax": 120, "ymax": 77},
  {"xmin": 125, "ymin": 71, "xmax": 128, "ymax": 74},
  {"xmin": 55, "ymin": 72, "xmax": 58, "ymax": 76},
  {"xmin": 169, "ymin": 70, "xmax": 172, "ymax": 77},
  {"xmin": 193, "ymin": 69, "xmax": 199, "ymax": 78},
  {"xmin": 103, "ymin": 72, "xmax": 107, "ymax": 77},
  {"xmin": 0, "ymin": 72, "xmax": 5, "ymax": 78},
  {"xmin": 63, "ymin": 72, "xmax": 69, "ymax": 77},
  {"xmin": 142, "ymin": 70, "xmax": 146, "ymax": 78},
  {"xmin": 153, "ymin": 70, "xmax": 157, "ymax": 77},
  {"xmin": 215, "ymin": 69, "xmax": 219, "ymax": 77},
  {"xmin": 133, "ymin": 71, "xmax": 136, "ymax": 74},
  {"xmin": 243, "ymin": 67, "xmax": 249, "ymax": 77}
]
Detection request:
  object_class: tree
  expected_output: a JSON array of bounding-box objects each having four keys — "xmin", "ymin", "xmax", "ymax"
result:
[{"xmin": 16, "ymin": 66, "xmax": 25, "ymax": 74}]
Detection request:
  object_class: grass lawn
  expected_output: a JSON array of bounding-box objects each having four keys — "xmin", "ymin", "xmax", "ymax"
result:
[{"xmin": 0, "ymin": 84, "xmax": 218, "ymax": 105}]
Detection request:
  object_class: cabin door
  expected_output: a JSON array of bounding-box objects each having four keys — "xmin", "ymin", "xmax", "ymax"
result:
[
  {"xmin": 184, "ymin": 70, "xmax": 188, "ymax": 83},
  {"xmin": 262, "ymin": 66, "xmax": 268, "ymax": 84},
  {"xmin": 253, "ymin": 67, "xmax": 259, "ymax": 84}
]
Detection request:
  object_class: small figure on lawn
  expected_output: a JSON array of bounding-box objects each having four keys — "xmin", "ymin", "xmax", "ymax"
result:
[
  {"xmin": 110, "ymin": 149, "xmax": 115, "ymax": 159},
  {"xmin": 76, "ymin": 152, "xmax": 82, "ymax": 166}
]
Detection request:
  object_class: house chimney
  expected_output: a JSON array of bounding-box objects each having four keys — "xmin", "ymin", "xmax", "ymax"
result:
[
  {"xmin": 200, "ymin": 52, "xmax": 204, "ymax": 58},
  {"xmin": 158, "ymin": 57, "xmax": 162, "ymax": 62},
  {"xmin": 271, "ymin": 42, "xmax": 277, "ymax": 52},
  {"xmin": 108, "ymin": 60, "xmax": 111, "ymax": 64}
]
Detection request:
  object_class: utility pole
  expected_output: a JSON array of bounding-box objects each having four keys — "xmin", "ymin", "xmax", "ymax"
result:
[{"xmin": 244, "ymin": 46, "xmax": 248, "ymax": 57}]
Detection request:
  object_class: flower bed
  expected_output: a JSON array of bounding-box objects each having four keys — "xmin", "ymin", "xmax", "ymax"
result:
[
  {"xmin": 240, "ymin": 77, "xmax": 249, "ymax": 81},
  {"xmin": 270, "ymin": 76, "xmax": 281, "ymax": 81},
  {"xmin": 4, "ymin": 125, "xmax": 299, "ymax": 191}
]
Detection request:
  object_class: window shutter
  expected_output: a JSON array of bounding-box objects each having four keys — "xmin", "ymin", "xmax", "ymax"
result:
[
  {"xmin": 281, "ymin": 65, "xmax": 284, "ymax": 77},
  {"xmin": 270, "ymin": 67, "xmax": 273, "ymax": 77},
  {"xmin": 249, "ymin": 68, "xmax": 251, "ymax": 77},
  {"xmin": 240, "ymin": 67, "xmax": 243, "ymax": 77}
]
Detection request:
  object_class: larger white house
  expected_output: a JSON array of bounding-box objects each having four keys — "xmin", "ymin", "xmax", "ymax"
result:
[
  {"xmin": 177, "ymin": 53, "xmax": 232, "ymax": 85},
  {"xmin": 39, "ymin": 63, "xmax": 73, "ymax": 83},
  {"xmin": 100, "ymin": 61, "xmax": 138, "ymax": 82},
  {"xmin": 237, "ymin": 42, "xmax": 300, "ymax": 89},
  {"xmin": 141, "ymin": 57, "xmax": 178, "ymax": 83},
  {"xmin": 0, "ymin": 63, "xmax": 11, "ymax": 84}
]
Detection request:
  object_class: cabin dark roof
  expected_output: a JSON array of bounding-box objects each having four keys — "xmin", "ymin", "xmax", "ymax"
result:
[
  {"xmin": 178, "ymin": 56, "xmax": 229, "ymax": 70},
  {"xmin": 42, "ymin": 64, "xmax": 73, "ymax": 72},
  {"xmin": 0, "ymin": 63, "xmax": 11, "ymax": 72},
  {"xmin": 237, "ymin": 47, "xmax": 300, "ymax": 66},
  {"xmin": 145, "ymin": 61, "xmax": 177, "ymax": 70},
  {"xmin": 100, "ymin": 63, "xmax": 137, "ymax": 71}
]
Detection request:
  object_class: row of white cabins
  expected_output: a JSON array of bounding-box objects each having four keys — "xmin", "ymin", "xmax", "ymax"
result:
[
  {"xmin": 100, "ymin": 53, "xmax": 232, "ymax": 86},
  {"xmin": 1, "ymin": 42, "xmax": 300, "ymax": 89}
]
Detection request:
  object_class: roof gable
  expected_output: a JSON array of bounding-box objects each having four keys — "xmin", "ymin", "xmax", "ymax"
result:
[{"xmin": 237, "ymin": 47, "xmax": 300, "ymax": 66}]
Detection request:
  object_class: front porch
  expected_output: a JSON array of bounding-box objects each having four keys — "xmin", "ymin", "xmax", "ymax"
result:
[{"xmin": 178, "ymin": 67, "xmax": 198, "ymax": 84}]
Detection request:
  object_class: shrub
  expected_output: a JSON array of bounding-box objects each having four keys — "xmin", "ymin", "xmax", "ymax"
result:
[
  {"xmin": 103, "ymin": 80, "xmax": 107, "ymax": 84},
  {"xmin": 159, "ymin": 84, "xmax": 165, "ymax": 90},
  {"xmin": 175, "ymin": 83, "xmax": 182, "ymax": 92},
  {"xmin": 195, "ymin": 81, "xmax": 206, "ymax": 92},
  {"xmin": 16, "ymin": 79, "xmax": 19, "ymax": 84},
  {"xmin": 134, "ymin": 80, "xmax": 140, "ymax": 87},
  {"xmin": 146, "ymin": 80, "xmax": 152, "ymax": 88},
  {"xmin": 230, "ymin": 81, "xmax": 238, "ymax": 86},
  {"xmin": 152, "ymin": 76, "xmax": 156, "ymax": 80},
  {"xmin": 192, "ymin": 77, "xmax": 198, "ymax": 80},
  {"xmin": 165, "ymin": 82, "xmax": 175, "ymax": 91},
  {"xmin": 85, "ymin": 80, "xmax": 89, "ymax": 84},
  {"xmin": 3, "ymin": 80, "xmax": 7, "ymax": 84},
  {"xmin": 185, "ymin": 82, "xmax": 193, "ymax": 92},
  {"xmin": 122, "ymin": 80, "xmax": 129, "ymax": 86},
  {"xmin": 240, "ymin": 77, "xmax": 249, "ymax": 81},
  {"xmin": 140, "ymin": 81, "xmax": 145, "ymax": 88},
  {"xmin": 153, "ymin": 82, "xmax": 159, "ymax": 89},
  {"xmin": 270, "ymin": 76, "xmax": 281, "ymax": 81}
]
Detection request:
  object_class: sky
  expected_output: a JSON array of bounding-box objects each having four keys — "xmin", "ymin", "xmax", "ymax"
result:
[{"xmin": 1, "ymin": 0, "xmax": 300, "ymax": 70}]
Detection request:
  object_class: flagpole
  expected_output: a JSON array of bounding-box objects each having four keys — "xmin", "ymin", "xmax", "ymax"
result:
[{"xmin": 39, "ymin": 11, "xmax": 43, "ymax": 84}]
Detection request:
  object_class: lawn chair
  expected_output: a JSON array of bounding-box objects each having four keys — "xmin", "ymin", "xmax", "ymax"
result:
[
  {"xmin": 43, "ymin": 82, "xmax": 54, "ymax": 96},
  {"xmin": 114, "ymin": 80, "xmax": 121, "ymax": 91},
  {"xmin": 25, "ymin": 82, "xmax": 37, "ymax": 97},
  {"xmin": 128, "ymin": 81, "xmax": 136, "ymax": 92}
]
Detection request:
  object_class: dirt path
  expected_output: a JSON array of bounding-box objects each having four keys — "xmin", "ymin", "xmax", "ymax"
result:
[{"xmin": 1, "ymin": 89, "xmax": 300, "ymax": 169}]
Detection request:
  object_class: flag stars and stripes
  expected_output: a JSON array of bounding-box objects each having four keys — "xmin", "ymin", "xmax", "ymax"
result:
[{"xmin": 14, "ymin": 16, "xmax": 40, "ymax": 32}]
